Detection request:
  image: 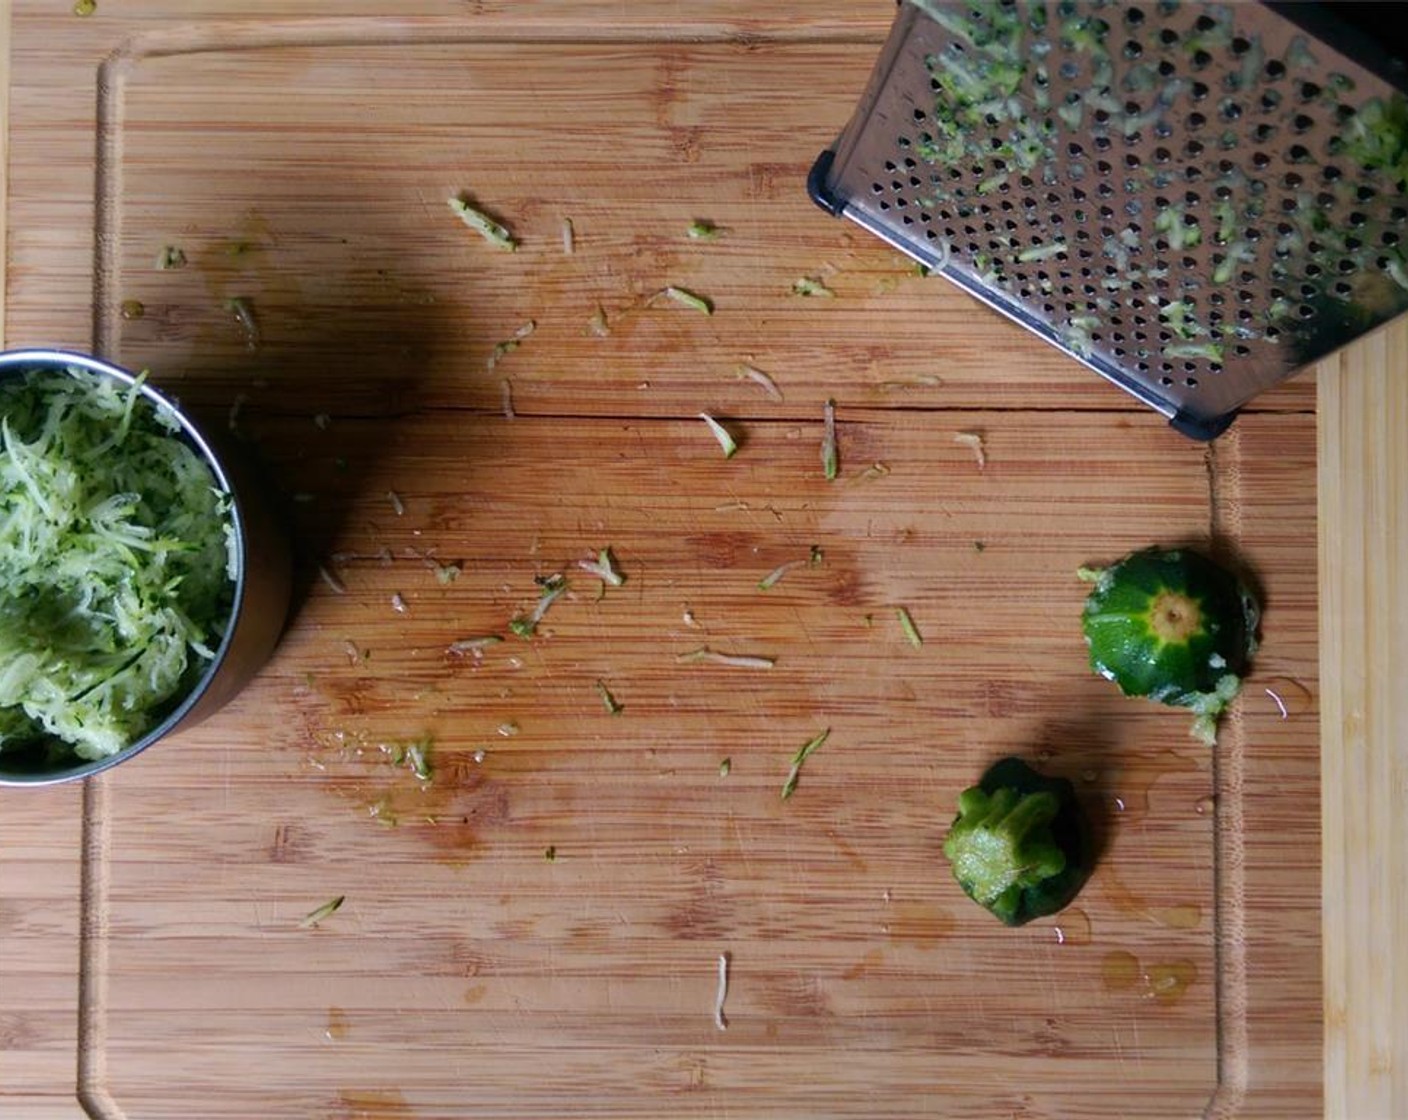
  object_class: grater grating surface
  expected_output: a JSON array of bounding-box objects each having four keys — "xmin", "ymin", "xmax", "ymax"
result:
[{"xmin": 810, "ymin": 0, "xmax": 1408, "ymax": 437}]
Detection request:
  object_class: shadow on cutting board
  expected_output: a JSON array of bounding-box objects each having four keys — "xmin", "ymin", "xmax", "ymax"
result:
[{"xmin": 165, "ymin": 272, "xmax": 448, "ymax": 633}]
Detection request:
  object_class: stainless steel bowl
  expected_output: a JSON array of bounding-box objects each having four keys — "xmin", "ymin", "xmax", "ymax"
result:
[{"xmin": 0, "ymin": 349, "xmax": 291, "ymax": 785}]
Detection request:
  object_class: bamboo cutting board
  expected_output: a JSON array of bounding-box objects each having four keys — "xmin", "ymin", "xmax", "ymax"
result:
[{"xmin": 0, "ymin": 4, "xmax": 1327, "ymax": 1118}]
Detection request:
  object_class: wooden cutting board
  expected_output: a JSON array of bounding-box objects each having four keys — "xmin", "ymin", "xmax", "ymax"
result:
[{"xmin": 0, "ymin": 3, "xmax": 1339, "ymax": 1117}]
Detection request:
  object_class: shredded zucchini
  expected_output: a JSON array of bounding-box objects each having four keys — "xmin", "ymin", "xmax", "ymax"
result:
[
  {"xmin": 0, "ymin": 366, "xmax": 236, "ymax": 762},
  {"xmin": 448, "ymin": 196, "xmax": 517, "ymax": 250}
]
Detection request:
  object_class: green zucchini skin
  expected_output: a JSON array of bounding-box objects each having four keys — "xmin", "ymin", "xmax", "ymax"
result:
[
  {"xmin": 1081, "ymin": 547, "xmax": 1259, "ymax": 743},
  {"xmin": 944, "ymin": 757, "xmax": 1094, "ymax": 927}
]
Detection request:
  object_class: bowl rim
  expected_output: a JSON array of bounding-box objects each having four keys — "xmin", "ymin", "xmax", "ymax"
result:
[{"xmin": 0, "ymin": 348, "xmax": 250, "ymax": 787}]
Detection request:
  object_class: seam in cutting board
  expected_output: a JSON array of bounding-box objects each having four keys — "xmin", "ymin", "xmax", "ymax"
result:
[
  {"xmin": 78, "ymin": 774, "xmax": 123, "ymax": 1120},
  {"xmin": 1202, "ymin": 434, "xmax": 1250, "ymax": 1119}
]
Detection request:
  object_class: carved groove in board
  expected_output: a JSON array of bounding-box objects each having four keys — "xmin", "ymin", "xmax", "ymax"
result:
[{"xmin": 77, "ymin": 775, "xmax": 119, "ymax": 1120}]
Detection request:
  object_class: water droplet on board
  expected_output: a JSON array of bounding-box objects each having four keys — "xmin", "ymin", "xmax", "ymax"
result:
[
  {"xmin": 1061, "ymin": 908, "xmax": 1092, "ymax": 944},
  {"xmin": 1152, "ymin": 903, "xmax": 1202, "ymax": 930},
  {"xmin": 1103, "ymin": 950, "xmax": 1141, "ymax": 991},
  {"xmin": 325, "ymin": 1007, "xmax": 350, "ymax": 1041},
  {"xmin": 1195, "ymin": 795, "xmax": 1216, "ymax": 815},
  {"xmin": 1102, "ymin": 950, "xmax": 1198, "ymax": 1005},
  {"xmin": 1143, "ymin": 961, "xmax": 1198, "ymax": 1005},
  {"xmin": 1260, "ymin": 676, "xmax": 1313, "ymax": 718}
]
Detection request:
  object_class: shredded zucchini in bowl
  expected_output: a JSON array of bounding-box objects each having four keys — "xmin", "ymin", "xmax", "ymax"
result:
[{"xmin": 0, "ymin": 364, "xmax": 236, "ymax": 763}]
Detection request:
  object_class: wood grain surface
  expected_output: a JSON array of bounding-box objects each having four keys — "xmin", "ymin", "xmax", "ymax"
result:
[
  {"xmin": 1319, "ymin": 332, "xmax": 1408, "ymax": 1120},
  {"xmin": 0, "ymin": 3, "xmax": 1331, "ymax": 1118}
]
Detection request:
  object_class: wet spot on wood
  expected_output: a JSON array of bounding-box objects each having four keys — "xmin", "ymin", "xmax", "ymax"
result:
[
  {"xmin": 324, "ymin": 1007, "xmax": 350, "ymax": 1041},
  {"xmin": 461, "ymin": 984, "xmax": 488, "ymax": 1006},
  {"xmin": 887, "ymin": 902, "xmax": 954, "ymax": 949},
  {"xmin": 329, "ymin": 1088, "xmax": 410, "ymax": 1119}
]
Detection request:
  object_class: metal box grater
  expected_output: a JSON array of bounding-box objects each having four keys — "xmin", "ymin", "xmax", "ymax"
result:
[{"xmin": 809, "ymin": 1, "xmax": 1408, "ymax": 438}]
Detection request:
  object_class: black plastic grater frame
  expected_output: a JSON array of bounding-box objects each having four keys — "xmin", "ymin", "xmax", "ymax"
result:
[{"xmin": 809, "ymin": 0, "xmax": 1408, "ymax": 439}]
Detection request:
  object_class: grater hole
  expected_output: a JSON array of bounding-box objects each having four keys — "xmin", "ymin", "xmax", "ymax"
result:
[
  {"xmin": 1322, "ymin": 165, "xmax": 1343, "ymax": 182},
  {"xmin": 1349, "ymin": 211, "xmax": 1368, "ymax": 227},
  {"xmin": 1157, "ymin": 59, "xmax": 1176, "ymax": 78},
  {"xmin": 1192, "ymin": 82, "xmax": 1210, "ymax": 102},
  {"xmin": 884, "ymin": 160, "xmax": 897, "ymax": 172},
  {"xmin": 1160, "ymin": 376, "xmax": 1174, "ymax": 386},
  {"xmin": 1299, "ymin": 81, "xmax": 1321, "ymax": 102},
  {"xmin": 912, "ymin": 108, "xmax": 927, "ymax": 123},
  {"xmin": 1334, "ymin": 281, "xmax": 1352, "ymax": 295},
  {"xmin": 1254, "ymin": 123, "xmax": 1276, "ymax": 142},
  {"xmin": 1292, "ymin": 114, "xmax": 1314, "ymax": 134},
  {"xmin": 1095, "ymin": 135, "xmax": 1113, "ymax": 151},
  {"xmin": 1288, "ymin": 144, "xmax": 1311, "ymax": 163},
  {"xmin": 1265, "ymin": 59, "xmax": 1286, "ymax": 80},
  {"xmin": 1187, "ymin": 112, "xmax": 1207, "ymax": 131},
  {"xmin": 1192, "ymin": 50, "xmax": 1212, "ymax": 70},
  {"xmin": 1159, "ymin": 27, "xmax": 1178, "ymax": 46},
  {"xmin": 871, "ymin": 182, "xmax": 884, "ymax": 195},
  {"xmin": 1252, "ymin": 152, "xmax": 1271, "ymax": 169},
  {"xmin": 1284, "ymin": 172, "xmax": 1303, "ymax": 189},
  {"xmin": 1185, "ymin": 377, "xmax": 1199, "ymax": 388},
  {"xmin": 1383, "ymin": 231, "xmax": 1401, "ymax": 247},
  {"xmin": 1234, "ymin": 345, "xmax": 1251, "ymax": 358},
  {"xmin": 1260, "ymin": 90, "xmax": 1282, "ymax": 112},
  {"xmin": 1298, "ymin": 304, "xmax": 1316, "ymax": 320},
  {"xmin": 1316, "ymin": 191, "xmax": 1335, "ymax": 209}
]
